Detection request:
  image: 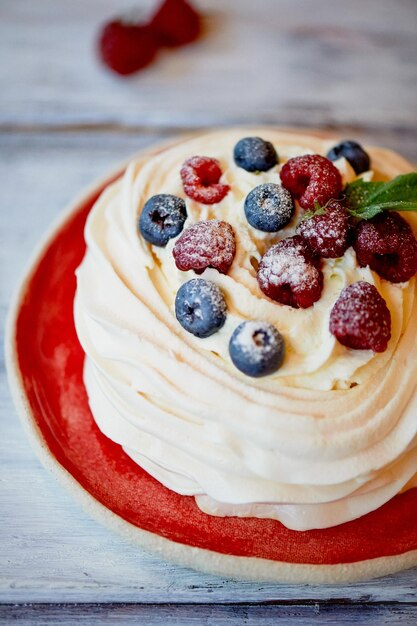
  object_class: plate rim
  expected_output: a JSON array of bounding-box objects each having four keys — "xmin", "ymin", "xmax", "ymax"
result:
[{"xmin": 5, "ymin": 132, "xmax": 417, "ymax": 584}]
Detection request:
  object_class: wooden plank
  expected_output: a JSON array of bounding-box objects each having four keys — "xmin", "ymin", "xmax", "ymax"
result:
[
  {"xmin": 0, "ymin": 0, "xmax": 416, "ymax": 130},
  {"xmin": 1, "ymin": 131, "xmax": 417, "ymax": 604},
  {"xmin": 1, "ymin": 603, "xmax": 417, "ymax": 625}
]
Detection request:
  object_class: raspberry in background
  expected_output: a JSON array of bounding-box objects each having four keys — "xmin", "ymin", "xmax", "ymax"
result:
[
  {"xmin": 329, "ymin": 281, "xmax": 391, "ymax": 352},
  {"xmin": 150, "ymin": 0, "xmax": 201, "ymax": 47},
  {"xmin": 280, "ymin": 154, "xmax": 342, "ymax": 211},
  {"xmin": 97, "ymin": 0, "xmax": 202, "ymax": 75},
  {"xmin": 98, "ymin": 20, "xmax": 159, "ymax": 75},
  {"xmin": 354, "ymin": 212, "xmax": 417, "ymax": 283}
]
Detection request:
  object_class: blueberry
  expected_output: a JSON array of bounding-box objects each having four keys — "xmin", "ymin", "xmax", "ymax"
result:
[
  {"xmin": 175, "ymin": 279, "xmax": 227, "ymax": 338},
  {"xmin": 234, "ymin": 137, "xmax": 278, "ymax": 172},
  {"xmin": 326, "ymin": 140, "xmax": 370, "ymax": 175},
  {"xmin": 139, "ymin": 194, "xmax": 187, "ymax": 246},
  {"xmin": 244, "ymin": 183, "xmax": 295, "ymax": 232},
  {"xmin": 229, "ymin": 321, "xmax": 285, "ymax": 377}
]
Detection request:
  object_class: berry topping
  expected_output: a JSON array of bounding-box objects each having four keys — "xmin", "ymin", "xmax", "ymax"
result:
[
  {"xmin": 139, "ymin": 194, "xmax": 187, "ymax": 246},
  {"xmin": 173, "ymin": 220, "xmax": 236, "ymax": 274},
  {"xmin": 327, "ymin": 140, "xmax": 370, "ymax": 175},
  {"xmin": 233, "ymin": 137, "xmax": 278, "ymax": 173},
  {"xmin": 98, "ymin": 20, "xmax": 159, "ymax": 76},
  {"xmin": 244, "ymin": 183, "xmax": 295, "ymax": 232},
  {"xmin": 180, "ymin": 156, "xmax": 230, "ymax": 204},
  {"xmin": 175, "ymin": 279, "xmax": 227, "ymax": 338},
  {"xmin": 229, "ymin": 321, "xmax": 285, "ymax": 377},
  {"xmin": 150, "ymin": 0, "xmax": 201, "ymax": 48},
  {"xmin": 329, "ymin": 281, "xmax": 391, "ymax": 352},
  {"xmin": 280, "ymin": 154, "xmax": 342, "ymax": 211},
  {"xmin": 353, "ymin": 212, "xmax": 417, "ymax": 283},
  {"xmin": 257, "ymin": 236, "xmax": 323, "ymax": 308},
  {"xmin": 297, "ymin": 200, "xmax": 351, "ymax": 258}
]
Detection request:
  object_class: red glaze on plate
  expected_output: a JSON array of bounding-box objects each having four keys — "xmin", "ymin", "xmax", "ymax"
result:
[{"xmin": 7, "ymin": 168, "xmax": 417, "ymax": 581}]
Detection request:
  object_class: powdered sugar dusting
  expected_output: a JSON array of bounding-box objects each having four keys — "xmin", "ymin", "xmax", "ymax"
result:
[
  {"xmin": 280, "ymin": 154, "xmax": 342, "ymax": 210},
  {"xmin": 354, "ymin": 212, "xmax": 417, "ymax": 283},
  {"xmin": 234, "ymin": 320, "xmax": 281, "ymax": 364},
  {"xmin": 329, "ymin": 281, "xmax": 391, "ymax": 352},
  {"xmin": 181, "ymin": 156, "xmax": 230, "ymax": 205},
  {"xmin": 297, "ymin": 200, "xmax": 350, "ymax": 258},
  {"xmin": 257, "ymin": 236, "xmax": 323, "ymax": 308},
  {"xmin": 184, "ymin": 279, "xmax": 227, "ymax": 318},
  {"xmin": 173, "ymin": 219, "xmax": 236, "ymax": 274}
]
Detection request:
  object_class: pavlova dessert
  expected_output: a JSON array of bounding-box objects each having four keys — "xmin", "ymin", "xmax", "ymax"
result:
[{"xmin": 74, "ymin": 129, "xmax": 417, "ymax": 531}]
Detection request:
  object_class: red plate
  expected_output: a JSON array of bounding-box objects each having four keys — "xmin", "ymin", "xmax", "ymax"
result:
[{"xmin": 6, "ymin": 170, "xmax": 417, "ymax": 583}]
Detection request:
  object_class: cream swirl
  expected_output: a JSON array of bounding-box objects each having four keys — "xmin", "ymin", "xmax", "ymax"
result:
[{"xmin": 74, "ymin": 129, "xmax": 417, "ymax": 530}]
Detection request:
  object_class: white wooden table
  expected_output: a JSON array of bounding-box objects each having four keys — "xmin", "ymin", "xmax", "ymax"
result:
[{"xmin": 1, "ymin": 1, "xmax": 417, "ymax": 623}]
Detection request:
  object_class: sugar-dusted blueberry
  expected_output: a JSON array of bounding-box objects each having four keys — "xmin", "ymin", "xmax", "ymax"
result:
[
  {"xmin": 175, "ymin": 278, "xmax": 227, "ymax": 338},
  {"xmin": 326, "ymin": 140, "xmax": 370, "ymax": 175},
  {"xmin": 244, "ymin": 183, "xmax": 295, "ymax": 232},
  {"xmin": 233, "ymin": 137, "xmax": 278, "ymax": 173},
  {"xmin": 229, "ymin": 320, "xmax": 285, "ymax": 377},
  {"xmin": 139, "ymin": 194, "xmax": 187, "ymax": 246}
]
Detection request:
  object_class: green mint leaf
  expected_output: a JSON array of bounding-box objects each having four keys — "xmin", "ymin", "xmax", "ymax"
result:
[
  {"xmin": 344, "ymin": 180, "xmax": 385, "ymax": 210},
  {"xmin": 302, "ymin": 201, "xmax": 328, "ymax": 221},
  {"xmin": 344, "ymin": 173, "xmax": 417, "ymax": 219}
]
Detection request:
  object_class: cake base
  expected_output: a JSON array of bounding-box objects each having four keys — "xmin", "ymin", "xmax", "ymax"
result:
[{"xmin": 6, "ymin": 136, "xmax": 417, "ymax": 583}]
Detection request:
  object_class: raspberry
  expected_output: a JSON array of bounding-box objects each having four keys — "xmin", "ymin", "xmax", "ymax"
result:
[
  {"xmin": 297, "ymin": 200, "xmax": 351, "ymax": 258},
  {"xmin": 150, "ymin": 0, "xmax": 201, "ymax": 47},
  {"xmin": 257, "ymin": 236, "xmax": 323, "ymax": 308},
  {"xmin": 180, "ymin": 156, "xmax": 230, "ymax": 204},
  {"xmin": 98, "ymin": 20, "xmax": 159, "ymax": 76},
  {"xmin": 280, "ymin": 154, "xmax": 342, "ymax": 210},
  {"xmin": 173, "ymin": 220, "xmax": 236, "ymax": 274},
  {"xmin": 329, "ymin": 281, "xmax": 391, "ymax": 352},
  {"xmin": 353, "ymin": 212, "xmax": 417, "ymax": 283}
]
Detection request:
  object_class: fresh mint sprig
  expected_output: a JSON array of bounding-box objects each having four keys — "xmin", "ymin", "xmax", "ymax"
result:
[
  {"xmin": 303, "ymin": 173, "xmax": 417, "ymax": 221},
  {"xmin": 344, "ymin": 173, "xmax": 417, "ymax": 220}
]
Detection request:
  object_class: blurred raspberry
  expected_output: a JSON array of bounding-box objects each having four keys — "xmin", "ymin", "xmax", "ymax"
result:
[
  {"xmin": 354, "ymin": 212, "xmax": 417, "ymax": 283},
  {"xmin": 150, "ymin": 0, "xmax": 201, "ymax": 47},
  {"xmin": 329, "ymin": 281, "xmax": 391, "ymax": 352},
  {"xmin": 98, "ymin": 20, "xmax": 159, "ymax": 75}
]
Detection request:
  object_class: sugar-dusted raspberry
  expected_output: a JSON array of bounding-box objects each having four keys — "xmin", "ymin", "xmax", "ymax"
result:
[
  {"xmin": 173, "ymin": 220, "xmax": 236, "ymax": 274},
  {"xmin": 329, "ymin": 281, "xmax": 391, "ymax": 352},
  {"xmin": 150, "ymin": 0, "xmax": 201, "ymax": 48},
  {"xmin": 280, "ymin": 154, "xmax": 342, "ymax": 210},
  {"xmin": 98, "ymin": 20, "xmax": 159, "ymax": 75},
  {"xmin": 257, "ymin": 236, "xmax": 323, "ymax": 308},
  {"xmin": 353, "ymin": 212, "xmax": 417, "ymax": 283},
  {"xmin": 297, "ymin": 200, "xmax": 351, "ymax": 258},
  {"xmin": 180, "ymin": 156, "xmax": 230, "ymax": 204}
]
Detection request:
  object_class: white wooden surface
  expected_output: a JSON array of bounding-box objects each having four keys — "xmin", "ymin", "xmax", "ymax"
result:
[
  {"xmin": 1, "ymin": 0, "xmax": 417, "ymax": 622},
  {"xmin": 1, "ymin": 0, "xmax": 417, "ymax": 131}
]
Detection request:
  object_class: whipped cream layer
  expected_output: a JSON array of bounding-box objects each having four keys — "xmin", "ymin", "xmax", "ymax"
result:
[{"xmin": 74, "ymin": 129, "xmax": 417, "ymax": 530}]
